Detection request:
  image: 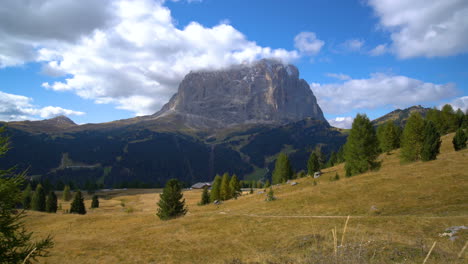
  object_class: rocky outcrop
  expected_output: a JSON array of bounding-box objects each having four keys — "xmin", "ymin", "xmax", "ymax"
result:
[{"xmin": 154, "ymin": 59, "xmax": 327, "ymax": 129}]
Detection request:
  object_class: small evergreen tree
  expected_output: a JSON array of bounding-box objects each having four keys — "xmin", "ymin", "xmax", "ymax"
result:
[
  {"xmin": 91, "ymin": 195, "xmax": 99, "ymax": 208},
  {"xmin": 70, "ymin": 190, "xmax": 86, "ymax": 215},
  {"xmin": 334, "ymin": 173, "xmax": 340, "ymax": 181},
  {"xmin": 45, "ymin": 191, "xmax": 58, "ymax": 213},
  {"xmin": 0, "ymin": 129, "xmax": 53, "ymax": 263},
  {"xmin": 326, "ymin": 151, "xmax": 338, "ymax": 167},
  {"xmin": 272, "ymin": 153, "xmax": 294, "ymax": 184},
  {"xmin": 426, "ymin": 107, "xmax": 444, "ymax": 134},
  {"xmin": 307, "ymin": 152, "xmax": 320, "ymax": 175},
  {"xmin": 336, "ymin": 146, "xmax": 345, "ymax": 163},
  {"xmin": 400, "ymin": 113, "xmax": 425, "ymax": 162},
  {"xmin": 156, "ymin": 179, "xmax": 187, "ymax": 220},
  {"xmin": 229, "ymin": 174, "xmax": 241, "ymax": 199},
  {"xmin": 264, "ymin": 179, "xmax": 271, "ymax": 188},
  {"xmin": 453, "ymin": 128, "xmax": 467, "ymax": 151},
  {"xmin": 421, "ymin": 121, "xmax": 441, "ymax": 161},
  {"xmin": 22, "ymin": 183, "xmax": 33, "ymax": 209},
  {"xmin": 220, "ymin": 173, "xmax": 231, "ymax": 200},
  {"xmin": 31, "ymin": 184, "xmax": 46, "ymax": 212},
  {"xmin": 199, "ymin": 187, "xmax": 210, "ymax": 205},
  {"xmin": 344, "ymin": 114, "xmax": 379, "ymax": 177},
  {"xmin": 62, "ymin": 185, "xmax": 71, "ymax": 201},
  {"xmin": 265, "ymin": 187, "xmax": 276, "ymax": 201},
  {"xmin": 210, "ymin": 174, "xmax": 222, "ymax": 202}
]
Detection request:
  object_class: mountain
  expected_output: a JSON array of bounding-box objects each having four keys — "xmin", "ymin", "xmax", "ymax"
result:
[
  {"xmin": 5, "ymin": 115, "xmax": 77, "ymax": 133},
  {"xmin": 371, "ymin": 105, "xmax": 431, "ymax": 127},
  {"xmin": 0, "ymin": 59, "xmax": 342, "ymax": 188},
  {"xmin": 153, "ymin": 59, "xmax": 327, "ymax": 129}
]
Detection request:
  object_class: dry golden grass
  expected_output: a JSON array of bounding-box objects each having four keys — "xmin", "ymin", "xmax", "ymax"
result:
[{"xmin": 24, "ymin": 133, "xmax": 467, "ymax": 263}]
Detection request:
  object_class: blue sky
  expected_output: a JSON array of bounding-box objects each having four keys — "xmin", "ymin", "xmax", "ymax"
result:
[{"xmin": 0, "ymin": 0, "xmax": 467, "ymax": 128}]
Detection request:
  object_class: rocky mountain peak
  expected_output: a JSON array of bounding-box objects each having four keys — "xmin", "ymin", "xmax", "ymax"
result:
[
  {"xmin": 154, "ymin": 59, "xmax": 327, "ymax": 129},
  {"xmin": 44, "ymin": 115, "xmax": 77, "ymax": 126}
]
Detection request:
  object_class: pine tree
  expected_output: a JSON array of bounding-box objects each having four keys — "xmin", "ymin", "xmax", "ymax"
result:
[
  {"xmin": 377, "ymin": 121, "xmax": 401, "ymax": 153},
  {"xmin": 307, "ymin": 152, "xmax": 320, "ymax": 175},
  {"xmin": 199, "ymin": 187, "xmax": 210, "ymax": 205},
  {"xmin": 45, "ymin": 191, "xmax": 58, "ymax": 213},
  {"xmin": 91, "ymin": 195, "xmax": 99, "ymax": 208},
  {"xmin": 400, "ymin": 112, "xmax": 425, "ymax": 162},
  {"xmin": 421, "ymin": 121, "xmax": 441, "ymax": 161},
  {"xmin": 70, "ymin": 190, "xmax": 86, "ymax": 215},
  {"xmin": 344, "ymin": 114, "xmax": 379, "ymax": 177},
  {"xmin": 229, "ymin": 174, "xmax": 241, "ymax": 199},
  {"xmin": 63, "ymin": 185, "xmax": 71, "ymax": 201},
  {"xmin": 0, "ymin": 128, "xmax": 53, "ymax": 262},
  {"xmin": 220, "ymin": 173, "xmax": 231, "ymax": 200},
  {"xmin": 156, "ymin": 179, "xmax": 187, "ymax": 220},
  {"xmin": 210, "ymin": 174, "xmax": 222, "ymax": 202},
  {"xmin": 453, "ymin": 128, "xmax": 467, "ymax": 151},
  {"xmin": 264, "ymin": 179, "xmax": 271, "ymax": 188},
  {"xmin": 22, "ymin": 183, "xmax": 32, "ymax": 209},
  {"xmin": 265, "ymin": 187, "xmax": 276, "ymax": 201},
  {"xmin": 272, "ymin": 153, "xmax": 294, "ymax": 184},
  {"xmin": 31, "ymin": 184, "xmax": 46, "ymax": 212}
]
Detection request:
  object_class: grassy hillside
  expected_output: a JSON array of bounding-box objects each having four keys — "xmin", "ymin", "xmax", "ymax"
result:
[{"xmin": 24, "ymin": 133, "xmax": 467, "ymax": 263}]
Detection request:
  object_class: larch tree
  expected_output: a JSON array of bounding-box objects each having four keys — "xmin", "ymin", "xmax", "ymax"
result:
[
  {"xmin": 272, "ymin": 153, "xmax": 294, "ymax": 184},
  {"xmin": 400, "ymin": 112, "xmax": 425, "ymax": 162},
  {"xmin": 344, "ymin": 114, "xmax": 379, "ymax": 177},
  {"xmin": 62, "ymin": 185, "xmax": 71, "ymax": 201},
  {"xmin": 199, "ymin": 187, "xmax": 210, "ymax": 205},
  {"xmin": 229, "ymin": 174, "xmax": 241, "ymax": 199},
  {"xmin": 156, "ymin": 179, "xmax": 187, "ymax": 220},
  {"xmin": 377, "ymin": 120, "xmax": 401, "ymax": 153},
  {"xmin": 210, "ymin": 174, "xmax": 222, "ymax": 202},
  {"xmin": 22, "ymin": 183, "xmax": 32, "ymax": 209},
  {"xmin": 220, "ymin": 173, "xmax": 231, "ymax": 200},
  {"xmin": 421, "ymin": 121, "xmax": 441, "ymax": 161}
]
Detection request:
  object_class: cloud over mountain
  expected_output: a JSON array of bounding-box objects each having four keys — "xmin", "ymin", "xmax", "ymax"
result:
[
  {"xmin": 311, "ymin": 73, "xmax": 457, "ymax": 114},
  {"xmin": 0, "ymin": 91, "xmax": 84, "ymax": 121},
  {"xmin": 0, "ymin": 0, "xmax": 300, "ymax": 116}
]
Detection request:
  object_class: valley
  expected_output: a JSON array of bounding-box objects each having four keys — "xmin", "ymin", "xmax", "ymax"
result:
[{"xmin": 23, "ymin": 133, "xmax": 468, "ymax": 263}]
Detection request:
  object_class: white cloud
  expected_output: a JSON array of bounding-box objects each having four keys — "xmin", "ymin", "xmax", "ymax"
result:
[
  {"xmin": 0, "ymin": 0, "xmax": 300, "ymax": 116},
  {"xmin": 342, "ymin": 39, "xmax": 364, "ymax": 51},
  {"xmin": 294, "ymin": 32, "xmax": 324, "ymax": 55},
  {"xmin": 369, "ymin": 44, "xmax": 387, "ymax": 56},
  {"xmin": 311, "ymin": 73, "xmax": 457, "ymax": 114},
  {"xmin": 0, "ymin": 91, "xmax": 84, "ymax": 121},
  {"xmin": 328, "ymin": 117, "xmax": 354, "ymax": 129},
  {"xmin": 368, "ymin": 0, "xmax": 468, "ymax": 58},
  {"xmin": 325, "ymin": 73, "xmax": 351, "ymax": 81},
  {"xmin": 443, "ymin": 96, "xmax": 468, "ymax": 112}
]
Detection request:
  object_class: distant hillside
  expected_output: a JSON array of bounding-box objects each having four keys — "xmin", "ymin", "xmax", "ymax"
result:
[{"xmin": 371, "ymin": 105, "xmax": 431, "ymax": 127}]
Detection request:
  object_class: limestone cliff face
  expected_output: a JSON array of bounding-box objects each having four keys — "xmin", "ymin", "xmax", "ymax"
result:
[{"xmin": 154, "ymin": 59, "xmax": 327, "ymax": 128}]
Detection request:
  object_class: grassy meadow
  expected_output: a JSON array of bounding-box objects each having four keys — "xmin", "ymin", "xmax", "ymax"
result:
[{"xmin": 25, "ymin": 133, "xmax": 467, "ymax": 263}]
